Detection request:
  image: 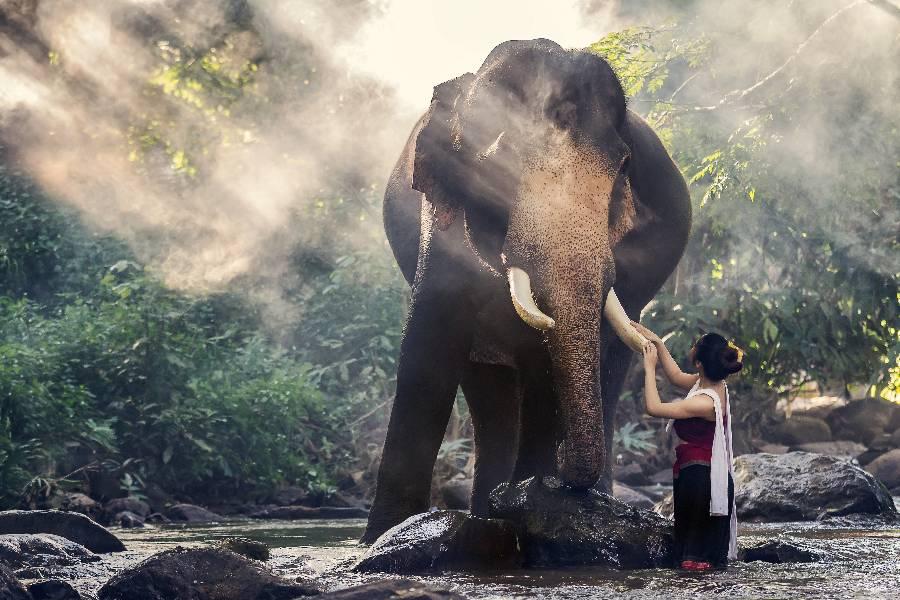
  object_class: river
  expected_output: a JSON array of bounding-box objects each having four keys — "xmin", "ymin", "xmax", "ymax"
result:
[{"xmin": 66, "ymin": 512, "xmax": 900, "ymax": 599}]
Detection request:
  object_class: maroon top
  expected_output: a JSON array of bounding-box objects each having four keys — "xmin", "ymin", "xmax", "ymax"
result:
[{"xmin": 673, "ymin": 400, "xmax": 728, "ymax": 478}]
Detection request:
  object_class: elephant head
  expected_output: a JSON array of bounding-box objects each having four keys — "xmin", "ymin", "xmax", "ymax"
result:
[{"xmin": 412, "ymin": 39, "xmax": 648, "ymax": 489}]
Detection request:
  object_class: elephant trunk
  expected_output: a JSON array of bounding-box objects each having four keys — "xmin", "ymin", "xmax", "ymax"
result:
[{"xmin": 506, "ymin": 266, "xmax": 648, "ymax": 489}]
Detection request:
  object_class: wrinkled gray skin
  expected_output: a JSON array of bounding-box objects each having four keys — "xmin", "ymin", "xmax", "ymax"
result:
[{"xmin": 363, "ymin": 39, "xmax": 691, "ymax": 543}]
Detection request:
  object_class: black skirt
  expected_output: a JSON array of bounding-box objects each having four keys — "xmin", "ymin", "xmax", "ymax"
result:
[{"xmin": 673, "ymin": 464, "xmax": 734, "ymax": 567}]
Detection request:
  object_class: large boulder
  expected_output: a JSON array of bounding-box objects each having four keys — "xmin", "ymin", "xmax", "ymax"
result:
[
  {"xmin": 0, "ymin": 534, "xmax": 99, "ymax": 574},
  {"xmin": 826, "ymin": 398, "xmax": 900, "ymax": 445},
  {"xmin": 320, "ymin": 579, "xmax": 464, "ymax": 599},
  {"xmin": 97, "ymin": 548, "xmax": 320, "ymax": 600},
  {"xmin": 61, "ymin": 494, "xmax": 100, "ymax": 519},
  {"xmin": 613, "ymin": 463, "xmax": 649, "ymax": 487},
  {"xmin": 249, "ymin": 506, "xmax": 368, "ymax": 520},
  {"xmin": 789, "ymin": 441, "xmax": 867, "ymax": 459},
  {"xmin": 27, "ymin": 579, "xmax": 83, "ymax": 600},
  {"xmin": 0, "ymin": 563, "xmax": 31, "ymax": 600},
  {"xmin": 735, "ymin": 452, "xmax": 897, "ymax": 521},
  {"xmin": 866, "ymin": 448, "xmax": 900, "ymax": 491},
  {"xmin": 0, "ymin": 511, "xmax": 124, "ymax": 553},
  {"xmin": 739, "ymin": 540, "xmax": 824, "ymax": 563},
  {"xmin": 353, "ymin": 511, "xmax": 521, "ymax": 573},
  {"xmin": 489, "ymin": 477, "xmax": 674, "ymax": 569},
  {"xmin": 771, "ymin": 416, "xmax": 832, "ymax": 445},
  {"xmin": 163, "ymin": 504, "xmax": 222, "ymax": 523},
  {"xmin": 439, "ymin": 478, "xmax": 472, "ymax": 510},
  {"xmin": 102, "ymin": 498, "xmax": 151, "ymax": 521},
  {"xmin": 612, "ymin": 483, "xmax": 654, "ymax": 510}
]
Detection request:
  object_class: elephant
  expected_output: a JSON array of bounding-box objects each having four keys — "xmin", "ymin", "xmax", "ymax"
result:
[{"xmin": 362, "ymin": 38, "xmax": 691, "ymax": 543}]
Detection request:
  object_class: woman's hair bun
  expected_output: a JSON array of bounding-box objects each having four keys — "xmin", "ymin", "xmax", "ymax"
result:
[{"xmin": 694, "ymin": 333, "xmax": 744, "ymax": 381}]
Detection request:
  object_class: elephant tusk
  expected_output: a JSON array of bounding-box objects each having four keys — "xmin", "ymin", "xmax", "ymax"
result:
[
  {"xmin": 508, "ymin": 267, "xmax": 555, "ymax": 331},
  {"xmin": 604, "ymin": 288, "xmax": 648, "ymax": 352}
]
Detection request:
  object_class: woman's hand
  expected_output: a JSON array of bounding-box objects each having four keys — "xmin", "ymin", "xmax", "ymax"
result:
[
  {"xmin": 643, "ymin": 341, "xmax": 658, "ymax": 370},
  {"xmin": 631, "ymin": 320, "xmax": 662, "ymax": 345}
]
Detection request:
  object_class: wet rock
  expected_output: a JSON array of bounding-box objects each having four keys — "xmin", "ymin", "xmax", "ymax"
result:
[
  {"xmin": 489, "ymin": 477, "xmax": 674, "ymax": 569},
  {"xmin": 865, "ymin": 448, "xmax": 900, "ymax": 490},
  {"xmin": 97, "ymin": 547, "xmax": 320, "ymax": 600},
  {"xmin": 111, "ymin": 512, "xmax": 144, "ymax": 529},
  {"xmin": 217, "ymin": 537, "xmax": 270, "ymax": 561},
  {"xmin": 634, "ymin": 485, "xmax": 669, "ymax": 502},
  {"xmin": 790, "ymin": 441, "xmax": 867, "ymax": 459},
  {"xmin": 102, "ymin": 498, "xmax": 150, "ymax": 522},
  {"xmin": 0, "ymin": 564, "xmax": 31, "ymax": 600},
  {"xmin": 249, "ymin": 506, "xmax": 368, "ymax": 520},
  {"xmin": 826, "ymin": 398, "xmax": 900, "ymax": 445},
  {"xmin": 353, "ymin": 510, "xmax": 520, "ymax": 573},
  {"xmin": 27, "ymin": 579, "xmax": 83, "ymax": 600},
  {"xmin": 735, "ymin": 452, "xmax": 897, "ymax": 521},
  {"xmin": 756, "ymin": 443, "xmax": 789, "ymax": 455},
  {"xmin": 771, "ymin": 416, "xmax": 832, "ymax": 445},
  {"xmin": 648, "ymin": 469, "xmax": 672, "ymax": 485},
  {"xmin": 0, "ymin": 511, "xmax": 124, "ymax": 553},
  {"xmin": 613, "ymin": 463, "xmax": 649, "ymax": 487},
  {"xmin": 739, "ymin": 540, "xmax": 824, "ymax": 563},
  {"xmin": 143, "ymin": 513, "xmax": 169, "ymax": 525},
  {"xmin": 163, "ymin": 504, "xmax": 222, "ymax": 523},
  {"xmin": 0, "ymin": 534, "xmax": 99, "ymax": 572},
  {"xmin": 653, "ymin": 494, "xmax": 674, "ymax": 519},
  {"xmin": 612, "ymin": 483, "xmax": 654, "ymax": 510},
  {"xmin": 439, "ymin": 477, "xmax": 472, "ymax": 510},
  {"xmin": 320, "ymin": 579, "xmax": 464, "ymax": 599},
  {"xmin": 61, "ymin": 494, "xmax": 99, "ymax": 518}
]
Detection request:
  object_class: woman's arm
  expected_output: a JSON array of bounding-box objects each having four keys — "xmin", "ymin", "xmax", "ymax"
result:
[
  {"xmin": 632, "ymin": 320, "xmax": 699, "ymax": 391},
  {"xmin": 642, "ymin": 344, "xmax": 715, "ymax": 420}
]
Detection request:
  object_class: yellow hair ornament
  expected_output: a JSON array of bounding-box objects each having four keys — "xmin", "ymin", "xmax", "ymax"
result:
[{"xmin": 727, "ymin": 340, "xmax": 744, "ymax": 362}]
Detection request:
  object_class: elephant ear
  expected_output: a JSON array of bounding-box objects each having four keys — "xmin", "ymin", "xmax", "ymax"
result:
[{"xmin": 412, "ymin": 72, "xmax": 475, "ymax": 231}]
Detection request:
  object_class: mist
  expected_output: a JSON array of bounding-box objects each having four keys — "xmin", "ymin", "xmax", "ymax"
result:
[{"xmin": 0, "ymin": 0, "xmax": 896, "ymax": 326}]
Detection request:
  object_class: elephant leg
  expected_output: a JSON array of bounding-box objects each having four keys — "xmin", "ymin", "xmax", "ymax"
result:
[
  {"xmin": 599, "ymin": 330, "xmax": 638, "ymax": 494},
  {"xmin": 512, "ymin": 352, "xmax": 559, "ymax": 482},
  {"xmin": 362, "ymin": 294, "xmax": 472, "ymax": 543},
  {"xmin": 460, "ymin": 362, "xmax": 520, "ymax": 516}
]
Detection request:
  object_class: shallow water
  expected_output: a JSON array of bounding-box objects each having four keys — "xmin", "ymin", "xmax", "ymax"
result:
[{"xmin": 68, "ymin": 510, "xmax": 900, "ymax": 599}]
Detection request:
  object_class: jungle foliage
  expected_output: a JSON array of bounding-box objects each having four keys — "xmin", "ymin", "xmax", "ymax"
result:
[{"xmin": 0, "ymin": 0, "xmax": 897, "ymax": 505}]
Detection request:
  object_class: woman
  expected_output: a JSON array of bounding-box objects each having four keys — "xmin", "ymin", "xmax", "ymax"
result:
[{"xmin": 633, "ymin": 322, "xmax": 743, "ymax": 571}]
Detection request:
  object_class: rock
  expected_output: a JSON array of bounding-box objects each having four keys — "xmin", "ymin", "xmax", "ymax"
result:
[
  {"xmin": 319, "ymin": 579, "xmax": 464, "ymax": 599},
  {"xmin": 217, "ymin": 537, "xmax": 270, "ymax": 561},
  {"xmin": 27, "ymin": 579, "xmax": 83, "ymax": 600},
  {"xmin": 489, "ymin": 477, "xmax": 673, "ymax": 569},
  {"xmin": 249, "ymin": 506, "xmax": 368, "ymax": 520},
  {"xmin": 771, "ymin": 416, "xmax": 832, "ymax": 445},
  {"xmin": 869, "ymin": 433, "xmax": 896, "ymax": 452},
  {"xmin": 97, "ymin": 547, "xmax": 320, "ymax": 600},
  {"xmin": 0, "ymin": 534, "xmax": 99, "ymax": 571},
  {"xmin": 144, "ymin": 513, "xmax": 169, "ymax": 525},
  {"xmin": 734, "ymin": 452, "xmax": 897, "ymax": 521},
  {"xmin": 739, "ymin": 540, "xmax": 824, "ymax": 563},
  {"xmin": 353, "ymin": 511, "xmax": 520, "ymax": 573},
  {"xmin": 756, "ymin": 443, "xmax": 789, "ymax": 454},
  {"xmin": 439, "ymin": 478, "xmax": 472, "ymax": 510},
  {"xmin": 61, "ymin": 494, "xmax": 99, "ymax": 518},
  {"xmin": 653, "ymin": 494, "xmax": 674, "ymax": 519},
  {"xmin": 732, "ymin": 427, "xmax": 754, "ymax": 456},
  {"xmin": 891, "ymin": 428, "xmax": 900, "ymax": 448},
  {"xmin": 790, "ymin": 441, "xmax": 867, "ymax": 459},
  {"xmin": 634, "ymin": 485, "xmax": 669, "ymax": 502},
  {"xmin": 857, "ymin": 449, "xmax": 885, "ymax": 466},
  {"xmin": 102, "ymin": 498, "xmax": 150, "ymax": 521},
  {"xmin": 111, "ymin": 512, "xmax": 144, "ymax": 529},
  {"xmin": 865, "ymin": 448, "xmax": 900, "ymax": 490},
  {"xmin": 0, "ymin": 564, "xmax": 31, "ymax": 600},
  {"xmin": 612, "ymin": 483, "xmax": 654, "ymax": 510},
  {"xmin": 0, "ymin": 511, "xmax": 124, "ymax": 553},
  {"xmin": 776, "ymin": 395, "xmax": 847, "ymax": 419},
  {"xmin": 648, "ymin": 469, "xmax": 672, "ymax": 485},
  {"xmin": 163, "ymin": 504, "xmax": 222, "ymax": 523},
  {"xmin": 613, "ymin": 463, "xmax": 649, "ymax": 487},
  {"xmin": 826, "ymin": 398, "xmax": 900, "ymax": 445}
]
